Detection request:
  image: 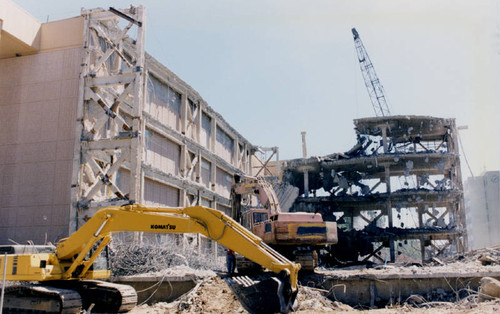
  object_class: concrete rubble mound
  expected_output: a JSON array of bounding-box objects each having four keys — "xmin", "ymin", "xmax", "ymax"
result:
[{"xmin": 128, "ymin": 246, "xmax": 500, "ymax": 313}]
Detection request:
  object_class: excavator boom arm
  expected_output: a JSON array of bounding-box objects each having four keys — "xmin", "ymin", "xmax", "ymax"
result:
[{"xmin": 55, "ymin": 204, "xmax": 299, "ymax": 290}]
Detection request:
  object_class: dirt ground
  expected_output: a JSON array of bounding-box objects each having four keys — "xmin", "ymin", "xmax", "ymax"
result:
[
  {"xmin": 129, "ymin": 276, "xmax": 246, "ymax": 313},
  {"xmin": 129, "ymin": 275, "xmax": 500, "ymax": 314},
  {"xmin": 129, "ymin": 247, "xmax": 500, "ymax": 313}
]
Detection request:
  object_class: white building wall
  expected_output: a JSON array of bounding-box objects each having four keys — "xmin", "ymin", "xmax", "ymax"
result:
[{"xmin": 465, "ymin": 171, "xmax": 500, "ymax": 249}]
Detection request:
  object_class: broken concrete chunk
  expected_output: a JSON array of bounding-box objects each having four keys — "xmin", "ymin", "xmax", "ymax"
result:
[
  {"xmin": 332, "ymin": 301, "xmax": 353, "ymax": 310},
  {"xmin": 406, "ymin": 294, "xmax": 425, "ymax": 305},
  {"xmin": 480, "ymin": 277, "xmax": 500, "ymax": 301},
  {"xmin": 478, "ymin": 255, "xmax": 497, "ymax": 266}
]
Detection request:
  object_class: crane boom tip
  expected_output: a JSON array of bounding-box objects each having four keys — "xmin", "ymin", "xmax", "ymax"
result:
[{"xmin": 352, "ymin": 28, "xmax": 359, "ymax": 38}]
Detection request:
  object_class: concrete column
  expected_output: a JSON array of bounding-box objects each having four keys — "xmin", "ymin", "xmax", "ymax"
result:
[
  {"xmin": 417, "ymin": 205, "xmax": 424, "ymax": 228},
  {"xmin": 180, "ymin": 144, "xmax": 186, "ymax": 177},
  {"xmin": 380, "ymin": 124, "xmax": 388, "ymax": 153},
  {"xmin": 196, "ymin": 103, "xmax": 202, "ymax": 143},
  {"xmin": 233, "ymin": 138, "xmax": 239, "ymax": 167},
  {"xmin": 211, "ymin": 118, "xmax": 216, "ymax": 153},
  {"xmin": 196, "ymin": 150, "xmax": 201, "ymax": 183},
  {"xmin": 179, "ymin": 189, "xmax": 186, "ymax": 207},
  {"xmin": 249, "ymin": 148, "xmax": 253, "ymax": 176},
  {"xmin": 212, "ymin": 239, "xmax": 218, "ymax": 262},
  {"xmin": 242, "ymin": 143, "xmax": 248, "ymax": 173},
  {"xmin": 181, "ymin": 94, "xmax": 187, "ymax": 134},
  {"xmin": 301, "ymin": 132, "xmax": 309, "ymax": 197},
  {"xmin": 420, "ymin": 239, "xmax": 426, "ymax": 262},
  {"xmin": 384, "ymin": 164, "xmax": 395, "ymax": 262},
  {"xmin": 275, "ymin": 147, "xmax": 281, "ymax": 180},
  {"xmin": 211, "ymin": 160, "xmax": 216, "ymax": 192}
]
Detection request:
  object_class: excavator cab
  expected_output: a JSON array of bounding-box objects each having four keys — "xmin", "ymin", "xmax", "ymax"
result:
[{"xmin": 232, "ymin": 175, "xmax": 337, "ymax": 271}]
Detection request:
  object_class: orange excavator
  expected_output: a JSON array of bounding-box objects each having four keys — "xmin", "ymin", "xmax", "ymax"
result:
[{"xmin": 232, "ymin": 175, "xmax": 338, "ymax": 271}]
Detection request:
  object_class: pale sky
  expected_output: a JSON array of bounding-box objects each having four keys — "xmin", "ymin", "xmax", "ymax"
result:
[{"xmin": 13, "ymin": 0, "xmax": 500, "ymax": 178}]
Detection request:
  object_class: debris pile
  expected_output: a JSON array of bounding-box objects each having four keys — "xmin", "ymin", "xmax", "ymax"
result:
[
  {"xmin": 130, "ymin": 276, "xmax": 355, "ymax": 313},
  {"xmin": 125, "ymin": 246, "xmax": 500, "ymax": 313},
  {"xmin": 127, "ymin": 265, "xmax": 216, "ymax": 280},
  {"xmin": 129, "ymin": 276, "xmax": 247, "ymax": 313},
  {"xmin": 109, "ymin": 239, "xmax": 223, "ymax": 276},
  {"xmin": 295, "ymin": 286, "xmax": 353, "ymax": 313}
]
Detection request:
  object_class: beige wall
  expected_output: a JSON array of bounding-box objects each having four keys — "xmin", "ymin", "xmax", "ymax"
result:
[
  {"xmin": 0, "ymin": 0, "xmax": 41, "ymax": 57},
  {"xmin": 0, "ymin": 47, "xmax": 81, "ymax": 244},
  {"xmin": 0, "ymin": 0, "xmax": 83, "ymax": 58},
  {"xmin": 39, "ymin": 17, "xmax": 84, "ymax": 52}
]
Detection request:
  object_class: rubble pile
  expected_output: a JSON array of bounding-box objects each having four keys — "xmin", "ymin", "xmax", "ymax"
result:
[
  {"xmin": 295, "ymin": 286, "xmax": 353, "ymax": 313},
  {"xmin": 130, "ymin": 276, "xmax": 356, "ymax": 313},
  {"xmin": 317, "ymin": 245, "xmax": 500, "ymax": 280},
  {"xmin": 129, "ymin": 274, "xmax": 500, "ymax": 313},
  {"xmin": 442, "ymin": 245, "xmax": 500, "ymax": 265},
  {"xmin": 127, "ymin": 265, "xmax": 216, "ymax": 279},
  {"xmin": 128, "ymin": 247, "xmax": 500, "ymax": 313},
  {"xmin": 130, "ymin": 276, "xmax": 247, "ymax": 313},
  {"xmin": 109, "ymin": 240, "xmax": 224, "ymax": 276}
]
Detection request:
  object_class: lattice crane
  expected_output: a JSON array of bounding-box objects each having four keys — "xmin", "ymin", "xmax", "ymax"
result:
[{"xmin": 352, "ymin": 27, "xmax": 391, "ymax": 117}]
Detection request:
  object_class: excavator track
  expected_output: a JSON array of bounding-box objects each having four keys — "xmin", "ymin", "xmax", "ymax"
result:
[
  {"xmin": 3, "ymin": 284, "xmax": 82, "ymax": 313},
  {"xmin": 294, "ymin": 250, "xmax": 318, "ymax": 271},
  {"xmin": 53, "ymin": 280, "xmax": 137, "ymax": 313}
]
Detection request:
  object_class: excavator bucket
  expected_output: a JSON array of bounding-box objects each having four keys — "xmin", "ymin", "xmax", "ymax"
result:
[{"xmin": 224, "ymin": 272, "xmax": 297, "ymax": 314}]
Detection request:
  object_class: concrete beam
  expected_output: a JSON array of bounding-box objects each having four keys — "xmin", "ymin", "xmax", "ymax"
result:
[{"xmin": 319, "ymin": 270, "xmax": 500, "ymax": 307}]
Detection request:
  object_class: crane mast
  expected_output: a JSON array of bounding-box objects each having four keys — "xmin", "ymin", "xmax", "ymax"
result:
[{"xmin": 352, "ymin": 27, "xmax": 391, "ymax": 117}]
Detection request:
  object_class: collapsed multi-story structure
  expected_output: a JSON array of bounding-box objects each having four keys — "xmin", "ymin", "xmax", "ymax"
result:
[
  {"xmin": 282, "ymin": 115, "xmax": 467, "ymax": 263},
  {"xmin": 0, "ymin": 3, "xmax": 266, "ymax": 256}
]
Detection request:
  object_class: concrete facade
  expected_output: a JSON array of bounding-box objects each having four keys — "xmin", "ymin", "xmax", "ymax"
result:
[
  {"xmin": 0, "ymin": 47, "xmax": 82, "ymax": 242},
  {"xmin": 0, "ymin": 0, "xmax": 84, "ymax": 242},
  {"xmin": 465, "ymin": 171, "xmax": 500, "ymax": 249},
  {"xmin": 0, "ymin": 3, "xmax": 257, "ymax": 247}
]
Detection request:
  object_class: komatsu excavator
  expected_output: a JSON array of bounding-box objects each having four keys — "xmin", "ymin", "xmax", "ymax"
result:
[
  {"xmin": 0, "ymin": 204, "xmax": 300, "ymax": 313},
  {"xmin": 232, "ymin": 175, "xmax": 337, "ymax": 271}
]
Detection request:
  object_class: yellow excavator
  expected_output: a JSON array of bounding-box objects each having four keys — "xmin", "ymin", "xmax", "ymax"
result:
[{"xmin": 0, "ymin": 204, "xmax": 300, "ymax": 313}]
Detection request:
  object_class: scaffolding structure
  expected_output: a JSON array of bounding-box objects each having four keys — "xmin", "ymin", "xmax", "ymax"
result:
[{"xmin": 283, "ymin": 116, "xmax": 467, "ymax": 263}]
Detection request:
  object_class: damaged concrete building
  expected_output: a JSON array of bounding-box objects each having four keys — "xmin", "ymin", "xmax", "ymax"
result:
[
  {"xmin": 282, "ymin": 115, "xmax": 467, "ymax": 263},
  {"xmin": 0, "ymin": 3, "xmax": 263, "ymax": 256}
]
